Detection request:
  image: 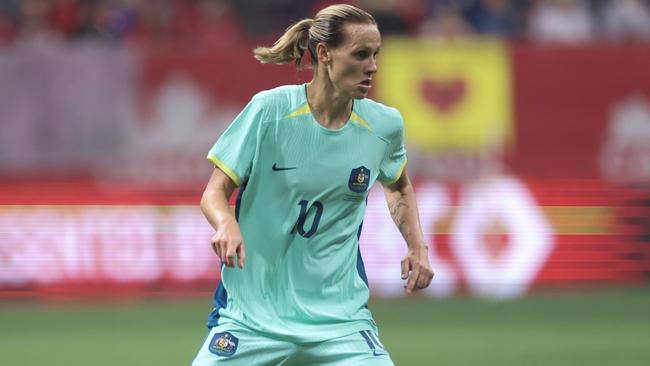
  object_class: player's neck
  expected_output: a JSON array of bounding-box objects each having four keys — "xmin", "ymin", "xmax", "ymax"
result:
[{"xmin": 306, "ymin": 80, "xmax": 352, "ymax": 130}]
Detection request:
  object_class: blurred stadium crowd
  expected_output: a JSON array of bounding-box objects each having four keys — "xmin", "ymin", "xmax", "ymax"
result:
[{"xmin": 1, "ymin": 0, "xmax": 650, "ymax": 46}]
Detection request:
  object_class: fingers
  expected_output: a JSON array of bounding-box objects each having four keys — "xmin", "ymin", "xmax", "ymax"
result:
[
  {"xmin": 405, "ymin": 265, "xmax": 420, "ymax": 293},
  {"xmin": 211, "ymin": 234, "xmax": 244, "ymax": 269},
  {"xmin": 401, "ymin": 258, "xmax": 410, "ymax": 280},
  {"xmin": 211, "ymin": 240, "xmax": 221, "ymax": 257},
  {"xmin": 416, "ymin": 267, "xmax": 434, "ymax": 289},
  {"xmin": 402, "ymin": 257, "xmax": 434, "ymax": 293},
  {"xmin": 225, "ymin": 242, "xmax": 237, "ymax": 267},
  {"xmin": 219, "ymin": 240, "xmax": 229, "ymax": 265},
  {"xmin": 236, "ymin": 243, "xmax": 246, "ymax": 269}
]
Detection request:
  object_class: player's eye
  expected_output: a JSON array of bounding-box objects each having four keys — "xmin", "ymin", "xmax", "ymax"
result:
[{"xmin": 355, "ymin": 50, "xmax": 369, "ymax": 59}]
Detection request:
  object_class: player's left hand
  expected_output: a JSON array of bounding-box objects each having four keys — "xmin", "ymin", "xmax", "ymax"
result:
[{"xmin": 401, "ymin": 244, "xmax": 434, "ymax": 293}]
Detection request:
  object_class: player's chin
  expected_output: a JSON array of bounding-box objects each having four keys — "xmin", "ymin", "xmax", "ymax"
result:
[{"xmin": 352, "ymin": 87, "xmax": 370, "ymax": 100}]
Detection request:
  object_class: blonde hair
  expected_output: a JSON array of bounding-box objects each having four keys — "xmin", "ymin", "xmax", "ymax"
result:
[{"xmin": 253, "ymin": 4, "xmax": 376, "ymax": 68}]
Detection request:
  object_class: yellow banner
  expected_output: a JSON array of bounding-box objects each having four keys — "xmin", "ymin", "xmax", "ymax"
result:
[{"xmin": 376, "ymin": 38, "xmax": 513, "ymax": 152}]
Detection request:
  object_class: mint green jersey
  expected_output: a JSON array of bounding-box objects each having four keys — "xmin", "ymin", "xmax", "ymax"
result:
[{"xmin": 206, "ymin": 84, "xmax": 407, "ymax": 343}]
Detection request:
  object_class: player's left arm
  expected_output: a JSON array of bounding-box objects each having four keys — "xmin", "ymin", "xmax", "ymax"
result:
[{"xmin": 382, "ymin": 168, "xmax": 434, "ymax": 293}]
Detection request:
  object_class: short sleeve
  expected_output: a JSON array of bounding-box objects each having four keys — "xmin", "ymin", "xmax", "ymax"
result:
[
  {"xmin": 207, "ymin": 95, "xmax": 266, "ymax": 186},
  {"xmin": 377, "ymin": 111, "xmax": 407, "ymax": 185}
]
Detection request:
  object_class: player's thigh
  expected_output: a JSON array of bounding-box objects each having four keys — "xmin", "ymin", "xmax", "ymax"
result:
[
  {"xmin": 297, "ymin": 330, "xmax": 394, "ymax": 366},
  {"xmin": 191, "ymin": 324, "xmax": 293, "ymax": 366}
]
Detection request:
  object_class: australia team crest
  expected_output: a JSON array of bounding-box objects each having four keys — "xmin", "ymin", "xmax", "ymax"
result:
[
  {"xmin": 208, "ymin": 331, "xmax": 239, "ymax": 357},
  {"xmin": 349, "ymin": 166, "xmax": 370, "ymax": 193}
]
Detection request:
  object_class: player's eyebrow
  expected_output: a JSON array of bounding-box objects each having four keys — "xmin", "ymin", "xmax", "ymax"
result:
[{"xmin": 352, "ymin": 45, "xmax": 381, "ymax": 54}]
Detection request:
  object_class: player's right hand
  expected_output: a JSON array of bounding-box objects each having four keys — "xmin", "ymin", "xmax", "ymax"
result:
[{"xmin": 210, "ymin": 216, "xmax": 246, "ymax": 268}]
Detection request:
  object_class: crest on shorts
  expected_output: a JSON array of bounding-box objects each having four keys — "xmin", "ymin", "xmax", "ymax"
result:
[
  {"xmin": 349, "ymin": 166, "xmax": 370, "ymax": 193},
  {"xmin": 208, "ymin": 332, "xmax": 239, "ymax": 357}
]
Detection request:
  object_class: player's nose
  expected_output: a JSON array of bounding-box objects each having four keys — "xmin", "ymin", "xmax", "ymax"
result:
[{"xmin": 366, "ymin": 58, "xmax": 377, "ymax": 74}]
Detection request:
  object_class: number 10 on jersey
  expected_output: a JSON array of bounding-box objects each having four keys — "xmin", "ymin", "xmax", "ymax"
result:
[{"xmin": 291, "ymin": 200, "xmax": 324, "ymax": 238}]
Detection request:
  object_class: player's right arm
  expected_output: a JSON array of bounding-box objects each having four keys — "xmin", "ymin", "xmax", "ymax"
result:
[
  {"xmin": 200, "ymin": 167, "xmax": 246, "ymax": 269},
  {"xmin": 202, "ymin": 91, "xmax": 275, "ymax": 269}
]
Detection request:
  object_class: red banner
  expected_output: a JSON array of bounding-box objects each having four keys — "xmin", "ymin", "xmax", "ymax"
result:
[{"xmin": 510, "ymin": 44, "xmax": 650, "ymax": 180}]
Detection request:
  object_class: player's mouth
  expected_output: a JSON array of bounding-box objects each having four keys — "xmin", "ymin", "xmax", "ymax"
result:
[{"xmin": 358, "ymin": 79, "xmax": 372, "ymax": 90}]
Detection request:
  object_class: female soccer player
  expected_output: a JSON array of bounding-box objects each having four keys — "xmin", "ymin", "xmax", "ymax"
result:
[{"xmin": 192, "ymin": 4, "xmax": 433, "ymax": 365}]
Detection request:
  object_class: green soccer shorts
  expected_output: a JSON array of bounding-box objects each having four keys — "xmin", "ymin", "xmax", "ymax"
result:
[{"xmin": 191, "ymin": 323, "xmax": 394, "ymax": 366}]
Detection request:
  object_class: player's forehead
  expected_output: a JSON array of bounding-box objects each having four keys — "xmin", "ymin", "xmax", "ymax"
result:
[{"xmin": 338, "ymin": 23, "xmax": 381, "ymax": 50}]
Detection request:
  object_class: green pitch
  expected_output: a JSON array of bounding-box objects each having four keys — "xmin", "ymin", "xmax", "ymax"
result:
[{"xmin": 1, "ymin": 288, "xmax": 649, "ymax": 366}]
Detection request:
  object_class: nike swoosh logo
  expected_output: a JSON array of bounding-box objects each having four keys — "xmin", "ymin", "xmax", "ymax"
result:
[{"xmin": 272, "ymin": 163, "xmax": 297, "ymax": 171}]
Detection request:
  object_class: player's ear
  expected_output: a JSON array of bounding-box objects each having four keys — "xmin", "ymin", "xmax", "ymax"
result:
[{"xmin": 316, "ymin": 42, "xmax": 331, "ymax": 65}]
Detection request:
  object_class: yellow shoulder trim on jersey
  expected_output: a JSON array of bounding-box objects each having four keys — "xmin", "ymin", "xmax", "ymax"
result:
[
  {"xmin": 207, "ymin": 154, "xmax": 242, "ymax": 186},
  {"xmin": 350, "ymin": 112, "xmax": 372, "ymax": 131},
  {"xmin": 287, "ymin": 103, "xmax": 371, "ymax": 131},
  {"xmin": 286, "ymin": 103, "xmax": 311, "ymax": 118},
  {"xmin": 384, "ymin": 158, "xmax": 407, "ymax": 186}
]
